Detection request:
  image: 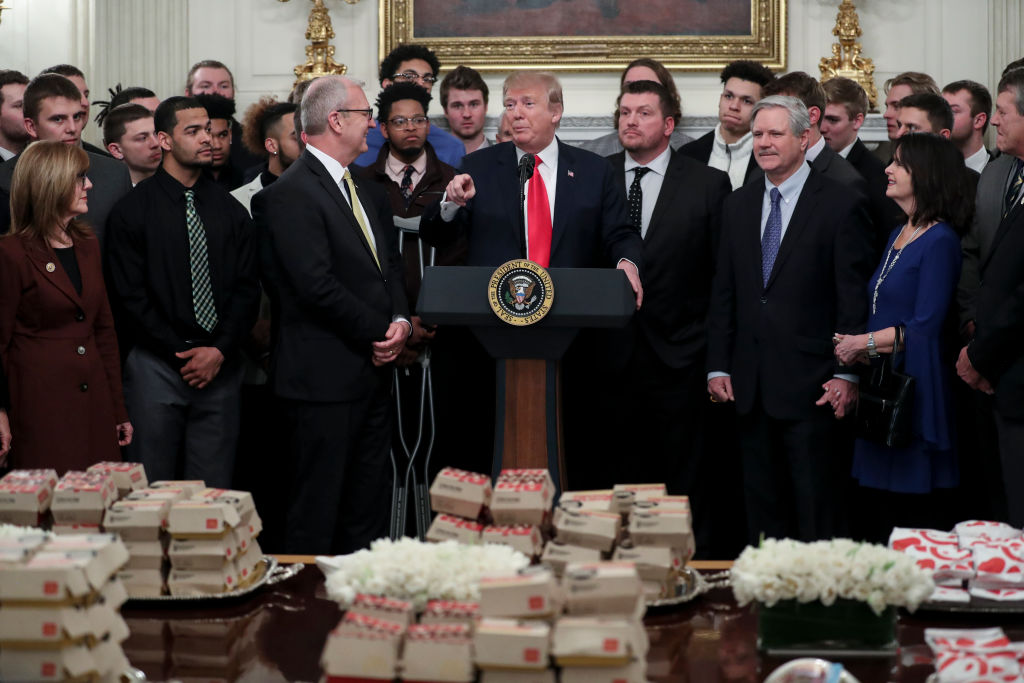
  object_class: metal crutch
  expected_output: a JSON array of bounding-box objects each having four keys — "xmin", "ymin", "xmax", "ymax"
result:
[{"xmin": 388, "ymin": 216, "xmax": 437, "ymax": 540}]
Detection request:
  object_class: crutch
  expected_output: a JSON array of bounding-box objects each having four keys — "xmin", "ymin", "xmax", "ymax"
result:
[{"xmin": 388, "ymin": 216, "xmax": 437, "ymax": 540}]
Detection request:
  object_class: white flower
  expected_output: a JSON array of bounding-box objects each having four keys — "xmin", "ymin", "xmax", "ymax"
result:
[
  {"xmin": 317, "ymin": 538, "xmax": 530, "ymax": 610},
  {"xmin": 731, "ymin": 538, "xmax": 935, "ymax": 616}
]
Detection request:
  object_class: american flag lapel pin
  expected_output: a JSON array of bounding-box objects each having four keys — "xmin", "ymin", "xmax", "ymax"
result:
[{"xmin": 567, "ymin": 169, "xmax": 574, "ymax": 178}]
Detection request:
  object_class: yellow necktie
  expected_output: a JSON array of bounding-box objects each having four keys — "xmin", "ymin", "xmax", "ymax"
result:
[{"xmin": 343, "ymin": 169, "xmax": 380, "ymax": 270}]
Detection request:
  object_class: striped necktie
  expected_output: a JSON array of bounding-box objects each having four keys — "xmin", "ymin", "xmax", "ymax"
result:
[{"xmin": 184, "ymin": 189, "xmax": 218, "ymax": 332}]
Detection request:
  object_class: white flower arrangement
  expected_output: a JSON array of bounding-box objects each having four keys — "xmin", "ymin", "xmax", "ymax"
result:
[
  {"xmin": 731, "ymin": 538, "xmax": 935, "ymax": 616},
  {"xmin": 318, "ymin": 537, "xmax": 530, "ymax": 610}
]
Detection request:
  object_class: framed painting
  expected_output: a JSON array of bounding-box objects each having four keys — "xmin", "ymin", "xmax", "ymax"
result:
[{"xmin": 379, "ymin": 0, "xmax": 786, "ymax": 72}]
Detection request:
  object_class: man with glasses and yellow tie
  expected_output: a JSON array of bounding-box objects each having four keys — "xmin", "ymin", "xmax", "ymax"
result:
[
  {"xmin": 253, "ymin": 76, "xmax": 410, "ymax": 555},
  {"xmin": 354, "ymin": 44, "xmax": 466, "ymax": 168}
]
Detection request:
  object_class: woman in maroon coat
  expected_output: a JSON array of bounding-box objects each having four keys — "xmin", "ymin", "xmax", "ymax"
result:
[{"xmin": 0, "ymin": 142, "xmax": 132, "ymax": 472}]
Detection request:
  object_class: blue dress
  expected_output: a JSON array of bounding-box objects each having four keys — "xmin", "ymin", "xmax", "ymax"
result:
[{"xmin": 851, "ymin": 222, "xmax": 962, "ymax": 494}]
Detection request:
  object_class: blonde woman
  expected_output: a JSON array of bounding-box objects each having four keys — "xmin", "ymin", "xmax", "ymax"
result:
[{"xmin": 0, "ymin": 141, "xmax": 131, "ymax": 472}]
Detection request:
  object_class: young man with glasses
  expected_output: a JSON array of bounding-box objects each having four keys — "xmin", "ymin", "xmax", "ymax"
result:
[{"xmin": 354, "ymin": 44, "xmax": 466, "ymax": 168}]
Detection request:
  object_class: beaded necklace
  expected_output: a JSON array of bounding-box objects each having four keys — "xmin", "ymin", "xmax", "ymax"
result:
[{"xmin": 872, "ymin": 223, "xmax": 923, "ymax": 314}]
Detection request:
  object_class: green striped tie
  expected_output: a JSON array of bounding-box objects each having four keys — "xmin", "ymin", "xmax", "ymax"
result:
[{"xmin": 184, "ymin": 189, "xmax": 218, "ymax": 332}]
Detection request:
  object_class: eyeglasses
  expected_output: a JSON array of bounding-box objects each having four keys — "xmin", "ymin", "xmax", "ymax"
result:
[
  {"xmin": 392, "ymin": 71, "xmax": 437, "ymax": 85},
  {"xmin": 335, "ymin": 108, "xmax": 374, "ymax": 120},
  {"xmin": 387, "ymin": 115, "xmax": 429, "ymax": 128}
]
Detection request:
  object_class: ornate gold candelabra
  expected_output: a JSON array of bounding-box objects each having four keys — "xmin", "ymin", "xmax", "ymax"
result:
[
  {"xmin": 278, "ymin": 0, "xmax": 360, "ymax": 88},
  {"xmin": 819, "ymin": 0, "xmax": 879, "ymax": 111}
]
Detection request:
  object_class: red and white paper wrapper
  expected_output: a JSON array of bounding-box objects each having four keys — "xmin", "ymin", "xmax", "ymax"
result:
[
  {"xmin": 888, "ymin": 527, "xmax": 959, "ymax": 552},
  {"xmin": 955, "ymin": 521, "xmax": 1023, "ymax": 543},
  {"xmin": 925, "ymin": 627, "xmax": 1011, "ymax": 655},
  {"xmin": 929, "ymin": 586, "xmax": 971, "ymax": 604},
  {"xmin": 934, "ymin": 649, "xmax": 1022, "ymax": 683},
  {"xmin": 968, "ymin": 585, "xmax": 1024, "ymax": 602},
  {"xmin": 973, "ymin": 546, "xmax": 1024, "ymax": 588},
  {"xmin": 903, "ymin": 545, "xmax": 974, "ymax": 585}
]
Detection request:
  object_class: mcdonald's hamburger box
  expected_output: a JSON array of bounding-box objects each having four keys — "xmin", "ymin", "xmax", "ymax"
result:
[
  {"xmin": 552, "ymin": 507, "xmax": 621, "ymax": 552},
  {"xmin": 168, "ymin": 564, "xmax": 239, "ymax": 596},
  {"xmin": 167, "ymin": 500, "xmax": 241, "ymax": 536},
  {"xmin": 43, "ymin": 534, "xmax": 130, "ymax": 582},
  {"xmin": 401, "ymin": 623, "xmax": 475, "ymax": 682},
  {"xmin": 627, "ymin": 508, "xmax": 694, "ymax": 554},
  {"xmin": 559, "ymin": 660, "xmax": 647, "ymax": 683},
  {"xmin": 491, "ymin": 470, "xmax": 555, "ymax": 527},
  {"xmin": 539, "ymin": 541, "xmax": 602, "ymax": 577},
  {"xmin": 196, "ymin": 488, "xmax": 257, "ymax": 524},
  {"xmin": 234, "ymin": 540, "xmax": 264, "ymax": 587},
  {"xmin": 149, "ymin": 480, "xmax": 206, "ymax": 497},
  {"xmin": 610, "ymin": 484, "xmax": 667, "ymax": 517},
  {"xmin": 612, "ymin": 545, "xmax": 679, "ymax": 598},
  {"xmin": 482, "ymin": 524, "xmax": 544, "ymax": 559},
  {"xmin": 2, "ymin": 468, "xmax": 59, "ymax": 489},
  {"xmin": 473, "ymin": 618, "xmax": 550, "ymax": 670},
  {"xmin": 558, "ymin": 490, "xmax": 615, "ymax": 513},
  {"xmin": 50, "ymin": 473, "xmax": 117, "ymax": 525},
  {"xmin": 479, "ymin": 671, "xmax": 556, "ymax": 683},
  {"xmin": 429, "ymin": 468, "xmax": 493, "ymax": 520},
  {"xmin": 348, "ymin": 593, "xmax": 415, "ymax": 628},
  {"xmin": 121, "ymin": 539, "xmax": 165, "ymax": 570},
  {"xmin": 551, "ymin": 617, "xmax": 649, "ymax": 667},
  {"xmin": 169, "ymin": 535, "xmax": 239, "ymax": 570},
  {"xmin": 635, "ymin": 495, "xmax": 691, "ymax": 515},
  {"xmin": 421, "ymin": 600, "xmax": 480, "ymax": 630},
  {"xmin": 103, "ymin": 499, "xmax": 170, "ymax": 542},
  {"xmin": 426, "ymin": 514, "xmax": 485, "ymax": 545},
  {"xmin": 51, "ymin": 523, "xmax": 103, "ymax": 536},
  {"xmin": 321, "ymin": 612, "xmax": 404, "ymax": 681},
  {"xmin": 86, "ymin": 461, "xmax": 148, "ymax": 496},
  {"xmin": 116, "ymin": 568, "xmax": 165, "ymax": 598},
  {"xmin": 0, "ymin": 550, "xmax": 118, "ymax": 603},
  {"xmin": 563, "ymin": 562, "xmax": 644, "ymax": 617},
  {"xmin": 0, "ymin": 481, "xmax": 54, "ymax": 526},
  {"xmin": 479, "ymin": 566, "xmax": 561, "ymax": 619},
  {"xmin": 126, "ymin": 487, "xmax": 191, "ymax": 503},
  {"xmin": 0, "ymin": 644, "xmax": 99, "ymax": 682}
]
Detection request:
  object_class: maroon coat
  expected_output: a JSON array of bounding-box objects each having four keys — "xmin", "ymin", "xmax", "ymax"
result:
[{"xmin": 0, "ymin": 232, "xmax": 127, "ymax": 472}]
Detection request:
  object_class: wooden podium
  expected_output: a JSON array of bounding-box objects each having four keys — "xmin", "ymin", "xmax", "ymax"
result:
[{"xmin": 417, "ymin": 266, "xmax": 635, "ymax": 494}]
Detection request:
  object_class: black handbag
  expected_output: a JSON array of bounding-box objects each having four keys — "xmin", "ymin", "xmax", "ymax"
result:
[{"xmin": 855, "ymin": 355, "xmax": 915, "ymax": 448}]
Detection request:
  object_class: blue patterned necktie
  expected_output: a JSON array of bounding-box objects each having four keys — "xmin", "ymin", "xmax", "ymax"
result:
[
  {"xmin": 184, "ymin": 189, "xmax": 218, "ymax": 332},
  {"xmin": 1005, "ymin": 158, "xmax": 1024, "ymax": 217},
  {"xmin": 761, "ymin": 187, "xmax": 782, "ymax": 287}
]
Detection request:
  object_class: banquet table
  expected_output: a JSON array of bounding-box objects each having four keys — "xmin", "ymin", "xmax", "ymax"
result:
[{"xmin": 118, "ymin": 558, "xmax": 1024, "ymax": 683}]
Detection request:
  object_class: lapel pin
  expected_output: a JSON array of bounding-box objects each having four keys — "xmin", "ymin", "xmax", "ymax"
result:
[
  {"xmin": 567, "ymin": 170, "xmax": 574, "ymax": 178},
  {"xmin": 46, "ymin": 262, "xmax": 56, "ymax": 272}
]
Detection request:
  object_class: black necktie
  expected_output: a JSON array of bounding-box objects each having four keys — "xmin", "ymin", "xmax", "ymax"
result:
[
  {"xmin": 400, "ymin": 165, "xmax": 415, "ymax": 203},
  {"xmin": 628, "ymin": 167, "xmax": 650, "ymax": 233}
]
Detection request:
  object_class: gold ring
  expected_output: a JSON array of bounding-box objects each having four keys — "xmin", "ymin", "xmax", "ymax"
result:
[{"xmin": 709, "ymin": 396, "xmax": 718, "ymax": 403}]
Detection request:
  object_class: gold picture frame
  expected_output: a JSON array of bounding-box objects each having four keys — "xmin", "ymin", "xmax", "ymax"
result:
[{"xmin": 379, "ymin": 0, "xmax": 786, "ymax": 73}]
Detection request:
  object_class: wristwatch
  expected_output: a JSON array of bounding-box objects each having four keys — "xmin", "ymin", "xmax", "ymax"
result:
[{"xmin": 866, "ymin": 332, "xmax": 879, "ymax": 359}]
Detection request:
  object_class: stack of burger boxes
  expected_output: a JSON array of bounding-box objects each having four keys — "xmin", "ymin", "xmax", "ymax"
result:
[
  {"xmin": 0, "ymin": 469, "xmax": 58, "ymax": 527},
  {"xmin": 86, "ymin": 462, "xmax": 148, "ymax": 498},
  {"xmin": 426, "ymin": 467, "xmax": 492, "ymax": 544},
  {"xmin": 555, "ymin": 562, "xmax": 649, "ymax": 682},
  {"xmin": 320, "ymin": 611, "xmax": 406, "ymax": 681},
  {"xmin": 165, "ymin": 491, "xmax": 264, "ymax": 596},
  {"xmin": 483, "ymin": 470, "xmax": 555, "ymax": 560},
  {"xmin": 0, "ymin": 532, "xmax": 132, "ymax": 681},
  {"xmin": 618, "ymin": 491, "xmax": 694, "ymax": 599},
  {"xmin": 104, "ymin": 498, "xmax": 170, "ymax": 597},
  {"xmin": 50, "ymin": 471, "xmax": 118, "ymax": 535}
]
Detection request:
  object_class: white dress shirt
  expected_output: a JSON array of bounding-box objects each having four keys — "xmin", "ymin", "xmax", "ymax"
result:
[
  {"xmin": 838, "ymin": 141, "xmax": 856, "ymax": 159},
  {"xmin": 306, "ymin": 143, "xmax": 377, "ymax": 253},
  {"xmin": 965, "ymin": 145, "xmax": 990, "ymax": 175},
  {"xmin": 623, "ymin": 145, "xmax": 671, "ymax": 239},
  {"xmin": 805, "ymin": 136, "xmax": 826, "ymax": 165},
  {"xmin": 0, "ymin": 146, "xmax": 15, "ymax": 162},
  {"xmin": 708, "ymin": 124, "xmax": 754, "ymax": 191}
]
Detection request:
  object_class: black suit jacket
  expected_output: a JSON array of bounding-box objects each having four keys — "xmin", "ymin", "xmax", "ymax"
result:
[
  {"xmin": 678, "ymin": 130, "xmax": 761, "ymax": 187},
  {"xmin": 846, "ymin": 138, "xmax": 904, "ymax": 252},
  {"xmin": 707, "ymin": 167, "xmax": 875, "ymax": 420},
  {"xmin": 421, "ymin": 139, "xmax": 642, "ymax": 270},
  {"xmin": 0, "ymin": 150, "xmax": 131, "ymax": 244},
  {"xmin": 607, "ymin": 149, "xmax": 731, "ymax": 369},
  {"xmin": 968, "ymin": 192, "xmax": 1024, "ymax": 419},
  {"xmin": 252, "ymin": 149, "xmax": 408, "ymax": 403}
]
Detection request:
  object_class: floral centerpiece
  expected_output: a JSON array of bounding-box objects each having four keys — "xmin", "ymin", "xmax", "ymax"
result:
[
  {"xmin": 732, "ymin": 538, "xmax": 935, "ymax": 651},
  {"xmin": 318, "ymin": 537, "xmax": 530, "ymax": 610}
]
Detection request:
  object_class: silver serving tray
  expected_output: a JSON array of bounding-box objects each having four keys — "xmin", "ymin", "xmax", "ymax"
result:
[
  {"xmin": 646, "ymin": 566, "xmax": 721, "ymax": 609},
  {"xmin": 126, "ymin": 557, "xmax": 304, "ymax": 604}
]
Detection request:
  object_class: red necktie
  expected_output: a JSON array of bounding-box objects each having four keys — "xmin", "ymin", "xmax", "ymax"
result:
[{"xmin": 527, "ymin": 155, "xmax": 552, "ymax": 267}]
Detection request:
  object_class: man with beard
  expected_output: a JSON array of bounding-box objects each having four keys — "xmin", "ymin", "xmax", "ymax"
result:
[
  {"xmin": 195, "ymin": 93, "xmax": 243, "ymax": 190},
  {"xmin": 603, "ymin": 80, "xmax": 730, "ymax": 538},
  {"xmin": 0, "ymin": 70, "xmax": 29, "ymax": 161},
  {"xmin": 103, "ymin": 104, "xmax": 162, "ymax": 186},
  {"xmin": 105, "ymin": 96, "xmax": 260, "ymax": 488},
  {"xmin": 232, "ymin": 98, "xmax": 299, "ymax": 212},
  {"xmin": 185, "ymin": 60, "xmax": 263, "ymax": 181}
]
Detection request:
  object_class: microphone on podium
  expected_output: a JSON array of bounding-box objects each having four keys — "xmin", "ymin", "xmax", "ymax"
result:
[{"xmin": 518, "ymin": 154, "xmax": 535, "ymax": 260}]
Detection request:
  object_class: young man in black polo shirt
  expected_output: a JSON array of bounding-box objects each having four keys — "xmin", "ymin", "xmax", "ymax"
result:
[{"xmin": 105, "ymin": 96, "xmax": 259, "ymax": 488}]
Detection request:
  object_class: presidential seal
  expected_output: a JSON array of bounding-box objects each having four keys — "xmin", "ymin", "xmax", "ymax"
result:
[{"xmin": 488, "ymin": 259, "xmax": 554, "ymax": 326}]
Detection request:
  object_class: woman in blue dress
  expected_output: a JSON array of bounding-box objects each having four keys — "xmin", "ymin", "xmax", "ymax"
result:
[{"xmin": 833, "ymin": 133, "xmax": 975, "ymax": 542}]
